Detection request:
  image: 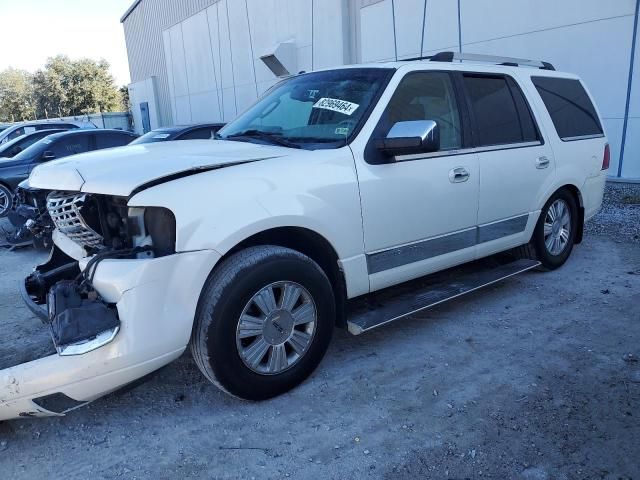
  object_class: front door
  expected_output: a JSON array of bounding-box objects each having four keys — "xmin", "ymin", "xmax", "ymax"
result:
[{"xmin": 353, "ymin": 70, "xmax": 480, "ymax": 291}]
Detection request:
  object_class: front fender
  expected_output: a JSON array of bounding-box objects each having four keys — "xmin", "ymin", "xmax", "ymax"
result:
[{"xmin": 128, "ymin": 149, "xmax": 365, "ymax": 261}]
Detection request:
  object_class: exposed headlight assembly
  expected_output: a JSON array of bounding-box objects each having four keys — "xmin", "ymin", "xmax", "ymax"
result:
[{"xmin": 128, "ymin": 206, "xmax": 176, "ymax": 257}]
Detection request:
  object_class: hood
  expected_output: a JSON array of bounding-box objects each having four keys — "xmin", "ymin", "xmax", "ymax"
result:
[{"xmin": 27, "ymin": 140, "xmax": 292, "ymax": 197}]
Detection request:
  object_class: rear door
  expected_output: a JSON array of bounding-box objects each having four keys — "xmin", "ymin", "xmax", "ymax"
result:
[
  {"xmin": 460, "ymin": 72, "xmax": 556, "ymax": 258},
  {"xmin": 44, "ymin": 134, "xmax": 92, "ymax": 162}
]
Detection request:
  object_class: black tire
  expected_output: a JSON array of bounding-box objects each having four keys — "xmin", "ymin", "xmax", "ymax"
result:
[
  {"xmin": 0, "ymin": 184, "xmax": 12, "ymax": 218},
  {"xmin": 191, "ymin": 245, "xmax": 335, "ymax": 400},
  {"xmin": 517, "ymin": 189, "xmax": 578, "ymax": 270}
]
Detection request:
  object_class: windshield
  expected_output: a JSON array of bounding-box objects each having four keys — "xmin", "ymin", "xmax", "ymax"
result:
[
  {"xmin": 217, "ymin": 68, "xmax": 394, "ymax": 149},
  {"xmin": 130, "ymin": 130, "xmax": 174, "ymax": 145}
]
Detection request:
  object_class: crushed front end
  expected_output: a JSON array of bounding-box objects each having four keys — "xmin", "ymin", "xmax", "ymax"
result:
[{"xmin": 1, "ymin": 190, "xmax": 220, "ymax": 421}]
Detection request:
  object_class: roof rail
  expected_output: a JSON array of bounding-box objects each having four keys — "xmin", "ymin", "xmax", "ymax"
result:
[{"xmin": 403, "ymin": 51, "xmax": 555, "ymax": 71}]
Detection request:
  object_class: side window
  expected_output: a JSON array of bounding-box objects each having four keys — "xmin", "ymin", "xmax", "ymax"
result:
[
  {"xmin": 531, "ymin": 77, "xmax": 603, "ymax": 140},
  {"xmin": 47, "ymin": 135, "xmax": 91, "ymax": 159},
  {"xmin": 7, "ymin": 127, "xmax": 25, "ymax": 141},
  {"xmin": 179, "ymin": 128, "xmax": 217, "ymax": 140},
  {"xmin": 95, "ymin": 133, "xmax": 133, "ymax": 149},
  {"xmin": 383, "ymin": 72, "xmax": 462, "ymax": 150},
  {"xmin": 463, "ymin": 75, "xmax": 539, "ymax": 147}
]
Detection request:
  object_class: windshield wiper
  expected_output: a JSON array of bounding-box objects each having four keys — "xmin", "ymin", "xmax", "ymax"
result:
[{"xmin": 224, "ymin": 130, "xmax": 302, "ymax": 149}]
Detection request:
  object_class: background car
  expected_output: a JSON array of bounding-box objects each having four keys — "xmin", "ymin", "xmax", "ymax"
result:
[
  {"xmin": 0, "ymin": 123, "xmax": 11, "ymax": 132},
  {"xmin": 0, "ymin": 120, "xmax": 93, "ymax": 145},
  {"xmin": 130, "ymin": 123, "xmax": 225, "ymax": 144},
  {"xmin": 0, "ymin": 129, "xmax": 67, "ymax": 158},
  {"xmin": 0, "ymin": 129, "xmax": 138, "ymax": 216}
]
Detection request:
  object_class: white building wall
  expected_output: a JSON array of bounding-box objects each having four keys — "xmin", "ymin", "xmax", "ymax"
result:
[
  {"xmin": 622, "ymin": 5, "xmax": 640, "ymax": 179},
  {"xmin": 125, "ymin": 0, "xmax": 639, "ymax": 178},
  {"xmin": 162, "ymin": 0, "xmax": 351, "ymax": 124},
  {"xmin": 358, "ymin": 0, "xmax": 638, "ymax": 179},
  {"xmin": 128, "ymin": 77, "xmax": 160, "ymax": 133}
]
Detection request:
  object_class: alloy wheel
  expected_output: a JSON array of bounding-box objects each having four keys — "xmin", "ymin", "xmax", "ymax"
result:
[
  {"xmin": 0, "ymin": 187, "xmax": 10, "ymax": 217},
  {"xmin": 236, "ymin": 281, "xmax": 317, "ymax": 375},
  {"xmin": 544, "ymin": 199, "xmax": 571, "ymax": 256}
]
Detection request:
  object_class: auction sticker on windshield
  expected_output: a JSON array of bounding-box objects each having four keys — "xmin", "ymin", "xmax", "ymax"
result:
[{"xmin": 313, "ymin": 98, "xmax": 360, "ymax": 116}]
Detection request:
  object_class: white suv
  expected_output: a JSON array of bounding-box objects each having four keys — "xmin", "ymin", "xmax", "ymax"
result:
[{"xmin": 2, "ymin": 53, "xmax": 608, "ymax": 420}]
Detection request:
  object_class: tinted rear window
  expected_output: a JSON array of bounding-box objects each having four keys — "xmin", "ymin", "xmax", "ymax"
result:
[
  {"xmin": 531, "ymin": 77, "xmax": 603, "ymax": 140},
  {"xmin": 463, "ymin": 75, "xmax": 539, "ymax": 147},
  {"xmin": 95, "ymin": 132, "xmax": 135, "ymax": 149}
]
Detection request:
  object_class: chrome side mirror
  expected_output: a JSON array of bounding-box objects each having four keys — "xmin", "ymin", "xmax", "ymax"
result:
[{"xmin": 375, "ymin": 120, "xmax": 440, "ymax": 157}]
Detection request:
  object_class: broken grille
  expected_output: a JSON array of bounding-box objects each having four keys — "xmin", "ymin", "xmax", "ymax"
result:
[{"xmin": 47, "ymin": 192, "xmax": 103, "ymax": 248}]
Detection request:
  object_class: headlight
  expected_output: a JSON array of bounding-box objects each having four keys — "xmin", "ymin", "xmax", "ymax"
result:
[
  {"xmin": 145, "ymin": 207, "xmax": 176, "ymax": 256},
  {"xmin": 128, "ymin": 206, "xmax": 176, "ymax": 257}
]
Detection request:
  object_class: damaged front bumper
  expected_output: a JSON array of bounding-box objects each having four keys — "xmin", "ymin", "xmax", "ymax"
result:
[{"xmin": 1, "ymin": 245, "xmax": 220, "ymax": 421}]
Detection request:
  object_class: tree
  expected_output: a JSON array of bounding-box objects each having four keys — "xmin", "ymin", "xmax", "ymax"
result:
[
  {"xmin": 0, "ymin": 68, "xmax": 36, "ymax": 122},
  {"xmin": 119, "ymin": 85, "xmax": 131, "ymax": 112},
  {"xmin": 31, "ymin": 56, "xmax": 123, "ymax": 118},
  {"xmin": 0, "ymin": 56, "xmax": 125, "ymax": 122}
]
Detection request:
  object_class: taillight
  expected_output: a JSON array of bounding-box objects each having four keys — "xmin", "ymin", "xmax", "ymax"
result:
[{"xmin": 602, "ymin": 143, "xmax": 610, "ymax": 170}]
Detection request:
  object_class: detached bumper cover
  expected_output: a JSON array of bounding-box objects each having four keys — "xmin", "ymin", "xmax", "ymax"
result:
[{"xmin": 0, "ymin": 249, "xmax": 220, "ymax": 421}]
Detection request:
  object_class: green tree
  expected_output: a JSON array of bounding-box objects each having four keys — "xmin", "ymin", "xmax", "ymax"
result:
[
  {"xmin": 0, "ymin": 68, "xmax": 36, "ymax": 122},
  {"xmin": 119, "ymin": 85, "xmax": 130, "ymax": 112},
  {"xmin": 0, "ymin": 56, "xmax": 124, "ymax": 122},
  {"xmin": 32, "ymin": 56, "xmax": 123, "ymax": 118}
]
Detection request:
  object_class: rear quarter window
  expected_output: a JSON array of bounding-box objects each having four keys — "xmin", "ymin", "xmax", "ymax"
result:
[{"xmin": 531, "ymin": 77, "xmax": 603, "ymax": 141}]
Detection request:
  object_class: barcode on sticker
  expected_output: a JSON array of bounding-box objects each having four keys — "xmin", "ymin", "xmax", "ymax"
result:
[{"xmin": 313, "ymin": 98, "xmax": 360, "ymax": 116}]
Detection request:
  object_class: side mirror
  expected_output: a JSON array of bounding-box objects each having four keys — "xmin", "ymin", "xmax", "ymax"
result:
[
  {"xmin": 41, "ymin": 151, "xmax": 56, "ymax": 161},
  {"xmin": 375, "ymin": 120, "xmax": 440, "ymax": 157}
]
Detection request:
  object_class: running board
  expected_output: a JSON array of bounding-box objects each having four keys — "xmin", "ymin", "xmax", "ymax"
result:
[{"xmin": 347, "ymin": 258, "xmax": 540, "ymax": 335}]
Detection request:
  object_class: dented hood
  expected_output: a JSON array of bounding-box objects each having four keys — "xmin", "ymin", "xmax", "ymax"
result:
[{"xmin": 27, "ymin": 140, "xmax": 290, "ymax": 196}]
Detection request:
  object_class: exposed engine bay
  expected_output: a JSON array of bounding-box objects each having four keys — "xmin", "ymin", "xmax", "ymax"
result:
[{"xmin": 21, "ymin": 190, "xmax": 178, "ymax": 355}]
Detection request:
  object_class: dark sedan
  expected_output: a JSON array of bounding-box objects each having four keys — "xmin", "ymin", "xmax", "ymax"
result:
[
  {"xmin": 130, "ymin": 123, "xmax": 225, "ymax": 145},
  {"xmin": 0, "ymin": 129, "xmax": 67, "ymax": 158},
  {"xmin": 0, "ymin": 129, "xmax": 137, "ymax": 216}
]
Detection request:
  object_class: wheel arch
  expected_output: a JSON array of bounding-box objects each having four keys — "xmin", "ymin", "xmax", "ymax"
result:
[
  {"xmin": 221, "ymin": 226, "xmax": 348, "ymax": 327},
  {"xmin": 555, "ymin": 184, "xmax": 585, "ymax": 244}
]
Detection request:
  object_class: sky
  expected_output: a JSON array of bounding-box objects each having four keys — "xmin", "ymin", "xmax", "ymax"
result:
[{"xmin": 0, "ymin": 0, "xmax": 133, "ymax": 85}]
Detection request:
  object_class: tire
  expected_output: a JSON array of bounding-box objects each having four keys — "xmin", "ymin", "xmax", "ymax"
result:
[
  {"xmin": 517, "ymin": 189, "xmax": 578, "ymax": 270},
  {"xmin": 0, "ymin": 184, "xmax": 12, "ymax": 218},
  {"xmin": 191, "ymin": 245, "xmax": 335, "ymax": 400}
]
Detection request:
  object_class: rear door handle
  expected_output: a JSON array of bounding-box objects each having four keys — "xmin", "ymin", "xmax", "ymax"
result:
[
  {"xmin": 449, "ymin": 167, "xmax": 470, "ymax": 183},
  {"xmin": 535, "ymin": 156, "xmax": 550, "ymax": 169}
]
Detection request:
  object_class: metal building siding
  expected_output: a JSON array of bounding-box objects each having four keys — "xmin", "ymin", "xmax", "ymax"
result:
[{"xmin": 122, "ymin": 0, "xmax": 219, "ymax": 126}]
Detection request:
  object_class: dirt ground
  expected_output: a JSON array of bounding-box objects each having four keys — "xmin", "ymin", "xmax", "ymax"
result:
[{"xmin": 0, "ymin": 208, "xmax": 639, "ymax": 479}]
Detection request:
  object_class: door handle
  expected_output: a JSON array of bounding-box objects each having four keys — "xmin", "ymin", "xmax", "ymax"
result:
[
  {"xmin": 449, "ymin": 167, "xmax": 470, "ymax": 183},
  {"xmin": 535, "ymin": 156, "xmax": 550, "ymax": 169}
]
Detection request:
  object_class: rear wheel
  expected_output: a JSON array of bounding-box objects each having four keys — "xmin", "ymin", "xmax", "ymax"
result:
[
  {"xmin": 191, "ymin": 245, "xmax": 335, "ymax": 400},
  {"xmin": 517, "ymin": 189, "xmax": 578, "ymax": 270}
]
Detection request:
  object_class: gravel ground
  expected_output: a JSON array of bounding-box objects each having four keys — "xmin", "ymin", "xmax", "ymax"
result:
[
  {"xmin": 585, "ymin": 181, "xmax": 640, "ymax": 242},
  {"xmin": 0, "ymin": 184, "xmax": 639, "ymax": 480}
]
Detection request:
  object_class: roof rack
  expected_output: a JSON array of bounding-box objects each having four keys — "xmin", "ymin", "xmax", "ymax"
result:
[{"xmin": 403, "ymin": 51, "xmax": 555, "ymax": 71}]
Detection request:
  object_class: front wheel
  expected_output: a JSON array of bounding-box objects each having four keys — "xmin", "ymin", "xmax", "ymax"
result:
[
  {"xmin": 520, "ymin": 190, "xmax": 578, "ymax": 270},
  {"xmin": 191, "ymin": 246, "xmax": 335, "ymax": 400},
  {"xmin": 0, "ymin": 184, "xmax": 13, "ymax": 218}
]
